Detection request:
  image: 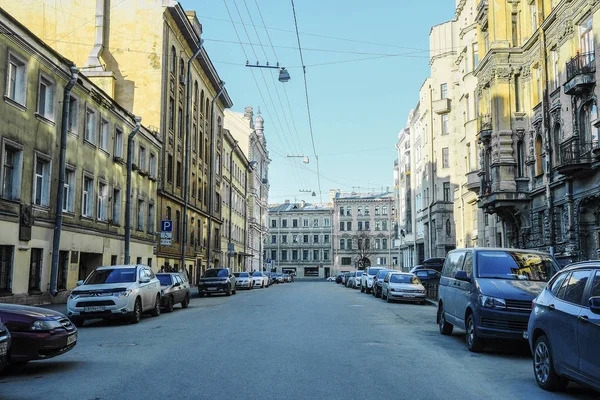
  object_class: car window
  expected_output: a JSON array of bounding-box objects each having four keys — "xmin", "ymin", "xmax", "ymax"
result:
[
  {"xmin": 416, "ymin": 271, "xmax": 427, "ymax": 277},
  {"xmin": 147, "ymin": 269, "xmax": 156, "ymax": 279},
  {"xmin": 549, "ymin": 272, "xmax": 568, "ymax": 297},
  {"xmin": 442, "ymin": 251, "xmax": 464, "ymax": 278},
  {"xmin": 562, "ymin": 270, "xmax": 591, "ymax": 306},
  {"xmin": 175, "ymin": 276, "xmax": 183, "ymax": 285},
  {"xmin": 476, "ymin": 251, "xmax": 556, "ymax": 281},
  {"xmin": 462, "ymin": 252, "xmax": 473, "ymax": 278},
  {"xmin": 86, "ymin": 268, "xmax": 137, "ymax": 284},
  {"xmin": 591, "ymin": 271, "xmax": 600, "ymax": 298},
  {"xmin": 384, "ymin": 273, "xmax": 391, "ymax": 283}
]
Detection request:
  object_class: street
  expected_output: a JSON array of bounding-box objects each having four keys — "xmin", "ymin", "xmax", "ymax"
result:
[{"xmin": 0, "ymin": 281, "xmax": 597, "ymax": 400}]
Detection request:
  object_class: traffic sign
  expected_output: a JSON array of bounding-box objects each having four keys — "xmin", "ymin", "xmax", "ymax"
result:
[
  {"xmin": 160, "ymin": 231, "xmax": 172, "ymax": 239},
  {"xmin": 160, "ymin": 238, "xmax": 172, "ymax": 246},
  {"xmin": 161, "ymin": 220, "xmax": 172, "ymax": 232}
]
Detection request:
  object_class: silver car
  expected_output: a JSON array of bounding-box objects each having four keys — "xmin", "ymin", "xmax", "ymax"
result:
[
  {"xmin": 381, "ymin": 272, "xmax": 426, "ymax": 304},
  {"xmin": 157, "ymin": 272, "xmax": 191, "ymax": 312},
  {"xmin": 234, "ymin": 272, "xmax": 253, "ymax": 290}
]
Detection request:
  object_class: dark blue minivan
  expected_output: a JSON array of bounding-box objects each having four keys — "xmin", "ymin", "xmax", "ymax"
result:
[{"xmin": 437, "ymin": 248, "xmax": 559, "ymax": 352}]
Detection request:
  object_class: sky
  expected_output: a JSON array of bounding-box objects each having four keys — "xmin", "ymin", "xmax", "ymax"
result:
[{"xmin": 182, "ymin": 0, "xmax": 456, "ymax": 204}]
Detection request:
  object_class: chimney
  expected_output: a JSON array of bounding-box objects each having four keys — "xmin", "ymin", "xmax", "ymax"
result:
[{"xmin": 284, "ymin": 199, "xmax": 290, "ymax": 204}]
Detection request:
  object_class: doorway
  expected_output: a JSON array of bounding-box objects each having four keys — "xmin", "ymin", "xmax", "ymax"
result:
[{"xmin": 78, "ymin": 252, "xmax": 103, "ymax": 281}]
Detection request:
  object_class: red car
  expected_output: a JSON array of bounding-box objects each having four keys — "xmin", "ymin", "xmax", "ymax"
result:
[{"xmin": 0, "ymin": 304, "xmax": 77, "ymax": 364}]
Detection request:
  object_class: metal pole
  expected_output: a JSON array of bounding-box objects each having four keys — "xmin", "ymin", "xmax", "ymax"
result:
[
  {"xmin": 50, "ymin": 65, "xmax": 79, "ymax": 296},
  {"xmin": 125, "ymin": 117, "xmax": 142, "ymax": 265},
  {"xmin": 182, "ymin": 41, "xmax": 204, "ymax": 273},
  {"xmin": 207, "ymin": 82, "xmax": 226, "ymax": 270}
]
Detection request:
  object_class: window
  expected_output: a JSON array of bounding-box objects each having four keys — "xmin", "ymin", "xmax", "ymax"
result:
[
  {"xmin": 365, "ymin": 221, "xmax": 370, "ymax": 230},
  {"xmin": 63, "ymin": 169, "xmax": 75, "ymax": 213},
  {"xmin": 535, "ymin": 135, "xmax": 543, "ymax": 176},
  {"xmin": 472, "ymin": 43, "xmax": 479, "ymax": 68},
  {"xmin": 443, "ymin": 182, "xmax": 451, "ymax": 202},
  {"xmin": 346, "ymin": 206, "xmax": 352, "ymax": 216},
  {"xmin": 170, "ymin": 46, "xmax": 176, "ymax": 73},
  {"xmin": 33, "ymin": 155, "xmax": 50, "ymax": 207},
  {"xmin": 303, "ymin": 219, "xmax": 309, "ymax": 227},
  {"xmin": 530, "ymin": 2, "xmax": 538, "ymax": 31},
  {"xmin": 167, "ymin": 155, "xmax": 173, "ymax": 183},
  {"xmin": 375, "ymin": 221, "xmax": 381, "ymax": 231},
  {"xmin": 341, "ymin": 257, "xmax": 352, "ymax": 266},
  {"xmin": 28, "ymin": 248, "xmax": 43, "ymax": 293},
  {"xmin": 339, "ymin": 207, "xmax": 344, "ymax": 216},
  {"xmin": 113, "ymin": 188, "xmax": 121, "ymax": 224},
  {"xmin": 97, "ymin": 181, "xmax": 108, "ymax": 221},
  {"xmin": 323, "ymin": 250, "xmax": 329, "ymax": 261},
  {"xmin": 67, "ymin": 96, "xmax": 78, "ymax": 133},
  {"xmin": 6, "ymin": 53, "xmax": 26, "ymax": 104},
  {"xmin": 324, "ymin": 218, "xmax": 330, "ymax": 227},
  {"xmin": 347, "ymin": 239, "xmax": 352, "ymax": 250},
  {"xmin": 292, "ymin": 234, "xmax": 298, "ymax": 243},
  {"xmin": 441, "ymin": 114, "xmax": 449, "ymax": 135},
  {"xmin": 347, "ymin": 222, "xmax": 352, "ymax": 231},
  {"xmin": 313, "ymin": 218, "xmax": 319, "ymax": 227},
  {"xmin": 281, "ymin": 250, "xmax": 288, "ymax": 261},
  {"xmin": 293, "ymin": 219, "xmax": 298, "ymax": 228},
  {"xmin": 562, "ymin": 270, "xmax": 591, "ymax": 305},
  {"xmin": 364, "ymin": 206, "xmax": 370, "ymax": 216},
  {"xmin": 0, "ymin": 245, "xmax": 13, "ymax": 292},
  {"xmin": 591, "ymin": 271, "xmax": 600, "ymax": 297},
  {"xmin": 375, "ymin": 239, "xmax": 381, "ymax": 249},
  {"xmin": 579, "ymin": 15, "xmax": 594, "ymax": 57},
  {"xmin": 358, "ymin": 221, "xmax": 363, "ymax": 231},
  {"xmin": 517, "ymin": 140, "xmax": 525, "ymax": 177},
  {"xmin": 382, "ymin": 221, "xmax": 388, "ymax": 231},
  {"xmin": 440, "ymin": 83, "xmax": 447, "ymax": 99},
  {"xmin": 175, "ymin": 210, "xmax": 180, "ymax": 242},
  {"xmin": 137, "ymin": 199, "xmax": 145, "ymax": 231},
  {"xmin": 324, "ymin": 234, "xmax": 330, "ymax": 243},
  {"xmin": 313, "ymin": 250, "xmax": 319, "ymax": 261},
  {"xmin": 282, "ymin": 219, "xmax": 288, "ymax": 228},
  {"xmin": 281, "ymin": 235, "xmax": 288, "ymax": 244},
  {"xmin": 178, "ymin": 107, "xmax": 183, "ymax": 138},
  {"xmin": 303, "ymin": 235, "xmax": 309, "ymax": 243},
  {"xmin": 84, "ymin": 107, "xmax": 97, "ymax": 144},
  {"xmin": 375, "ymin": 207, "xmax": 380, "ymax": 216},
  {"xmin": 169, "ymin": 98, "xmax": 175, "ymax": 131},
  {"xmin": 292, "ymin": 250, "xmax": 298, "ymax": 261},
  {"xmin": 446, "ymin": 219, "xmax": 452, "ymax": 237},
  {"xmin": 551, "ymin": 51, "xmax": 559, "ymax": 90},
  {"xmin": 340, "ymin": 239, "xmax": 345, "ymax": 250},
  {"xmin": 271, "ymin": 219, "xmax": 277, "ymax": 228},
  {"xmin": 139, "ymin": 145, "xmax": 146, "ymax": 170},
  {"xmin": 442, "ymin": 147, "xmax": 449, "ymax": 168},
  {"xmin": 149, "ymin": 153, "xmax": 156, "ymax": 177},
  {"xmin": 365, "ymin": 238, "xmax": 370, "ymax": 249},
  {"xmin": 99, "ymin": 119, "xmax": 109, "ymax": 151},
  {"xmin": 382, "ymin": 239, "xmax": 388, "ymax": 250},
  {"xmin": 58, "ymin": 251, "xmax": 68, "ymax": 291},
  {"xmin": 382, "ymin": 206, "xmax": 388, "ymax": 215},
  {"xmin": 271, "ymin": 235, "xmax": 277, "ymax": 244},
  {"xmin": 176, "ymin": 161, "xmax": 182, "ymax": 187},
  {"xmin": 271, "ymin": 250, "xmax": 277, "ymax": 261},
  {"xmin": 2, "ymin": 142, "xmax": 23, "ymax": 200},
  {"xmin": 114, "ymin": 127, "xmax": 123, "ymax": 158},
  {"xmin": 82, "ymin": 176, "xmax": 93, "ymax": 217},
  {"xmin": 147, "ymin": 203, "xmax": 155, "ymax": 233},
  {"xmin": 340, "ymin": 221, "xmax": 345, "ymax": 231}
]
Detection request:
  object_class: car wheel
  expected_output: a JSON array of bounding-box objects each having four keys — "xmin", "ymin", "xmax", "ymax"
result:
[
  {"xmin": 181, "ymin": 294, "xmax": 190, "ymax": 308},
  {"xmin": 465, "ymin": 313, "xmax": 484, "ymax": 352},
  {"xmin": 165, "ymin": 296, "xmax": 174, "ymax": 313},
  {"xmin": 71, "ymin": 318, "xmax": 84, "ymax": 327},
  {"xmin": 225, "ymin": 285, "xmax": 232, "ymax": 296},
  {"xmin": 533, "ymin": 335, "xmax": 568, "ymax": 391},
  {"xmin": 386, "ymin": 292, "xmax": 392, "ymax": 303},
  {"xmin": 438, "ymin": 304, "xmax": 453, "ymax": 335},
  {"xmin": 150, "ymin": 295, "xmax": 161, "ymax": 317},
  {"xmin": 130, "ymin": 298, "xmax": 142, "ymax": 324}
]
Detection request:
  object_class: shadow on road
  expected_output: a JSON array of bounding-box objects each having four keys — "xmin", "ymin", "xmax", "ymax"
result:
[{"xmin": 2, "ymin": 360, "xmax": 84, "ymax": 380}]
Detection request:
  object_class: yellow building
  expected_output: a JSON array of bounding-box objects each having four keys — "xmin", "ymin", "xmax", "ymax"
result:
[
  {"xmin": 221, "ymin": 129, "xmax": 250, "ymax": 271},
  {"xmin": 0, "ymin": 9, "xmax": 161, "ymax": 304},
  {"xmin": 474, "ymin": 0, "xmax": 600, "ymax": 262},
  {"xmin": 1, "ymin": 1, "xmax": 234, "ymax": 281}
]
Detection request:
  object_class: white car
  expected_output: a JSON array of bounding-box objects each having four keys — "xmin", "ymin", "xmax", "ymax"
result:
[
  {"xmin": 67, "ymin": 264, "xmax": 162, "ymax": 326},
  {"xmin": 360, "ymin": 267, "xmax": 385, "ymax": 294},
  {"xmin": 251, "ymin": 271, "xmax": 269, "ymax": 288},
  {"xmin": 352, "ymin": 271, "xmax": 364, "ymax": 289},
  {"xmin": 381, "ymin": 272, "xmax": 427, "ymax": 304}
]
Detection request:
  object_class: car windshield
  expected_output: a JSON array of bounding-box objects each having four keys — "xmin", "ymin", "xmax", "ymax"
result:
[
  {"xmin": 377, "ymin": 270, "xmax": 389, "ymax": 278},
  {"xmin": 252, "ymin": 272, "xmax": 263, "ymax": 277},
  {"xmin": 368, "ymin": 268, "xmax": 382, "ymax": 276},
  {"xmin": 157, "ymin": 275, "xmax": 172, "ymax": 286},
  {"xmin": 390, "ymin": 274, "xmax": 420, "ymax": 284},
  {"xmin": 476, "ymin": 251, "xmax": 557, "ymax": 281},
  {"xmin": 204, "ymin": 269, "xmax": 228, "ymax": 278},
  {"xmin": 356, "ymin": 271, "xmax": 364, "ymax": 276},
  {"xmin": 238, "ymin": 272, "xmax": 249, "ymax": 278},
  {"xmin": 86, "ymin": 268, "xmax": 137, "ymax": 284}
]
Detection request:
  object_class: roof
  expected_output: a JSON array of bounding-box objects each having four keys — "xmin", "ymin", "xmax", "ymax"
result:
[
  {"xmin": 268, "ymin": 203, "xmax": 333, "ymax": 212},
  {"xmin": 334, "ymin": 192, "xmax": 394, "ymax": 200}
]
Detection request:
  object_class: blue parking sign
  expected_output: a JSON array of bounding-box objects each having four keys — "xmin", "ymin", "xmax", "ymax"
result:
[{"xmin": 161, "ymin": 220, "xmax": 172, "ymax": 232}]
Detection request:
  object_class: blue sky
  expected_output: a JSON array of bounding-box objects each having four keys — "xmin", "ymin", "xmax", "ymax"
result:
[{"xmin": 182, "ymin": 0, "xmax": 455, "ymax": 204}]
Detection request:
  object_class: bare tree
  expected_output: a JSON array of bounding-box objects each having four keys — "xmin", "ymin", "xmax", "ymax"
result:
[{"xmin": 350, "ymin": 231, "xmax": 374, "ymax": 270}]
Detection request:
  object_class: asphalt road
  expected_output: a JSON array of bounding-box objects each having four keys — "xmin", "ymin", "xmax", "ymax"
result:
[{"xmin": 0, "ymin": 281, "xmax": 597, "ymax": 400}]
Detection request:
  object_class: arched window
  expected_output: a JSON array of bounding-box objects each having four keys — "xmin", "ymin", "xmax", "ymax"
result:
[
  {"xmin": 193, "ymin": 81, "xmax": 199, "ymax": 108},
  {"xmin": 217, "ymin": 117, "xmax": 222, "ymax": 136},
  {"xmin": 205, "ymin": 101, "xmax": 210, "ymax": 124},
  {"xmin": 535, "ymin": 134, "xmax": 544, "ymax": 175},
  {"xmin": 170, "ymin": 46, "xmax": 176, "ymax": 74},
  {"xmin": 516, "ymin": 140, "xmax": 525, "ymax": 177},
  {"xmin": 446, "ymin": 219, "xmax": 452, "ymax": 237},
  {"xmin": 200, "ymin": 90, "xmax": 205, "ymax": 116},
  {"xmin": 179, "ymin": 57, "xmax": 185, "ymax": 79},
  {"xmin": 552, "ymin": 123, "xmax": 561, "ymax": 166}
]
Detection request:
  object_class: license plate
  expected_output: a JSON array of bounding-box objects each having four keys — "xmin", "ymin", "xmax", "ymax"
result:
[
  {"xmin": 67, "ymin": 333, "xmax": 77, "ymax": 346},
  {"xmin": 84, "ymin": 306, "xmax": 106, "ymax": 312},
  {"xmin": 207, "ymin": 287, "xmax": 217, "ymax": 291},
  {"xmin": 523, "ymin": 331, "xmax": 529, "ymax": 340},
  {"xmin": 0, "ymin": 342, "xmax": 7, "ymax": 356},
  {"xmin": 403, "ymin": 294, "xmax": 415, "ymax": 297}
]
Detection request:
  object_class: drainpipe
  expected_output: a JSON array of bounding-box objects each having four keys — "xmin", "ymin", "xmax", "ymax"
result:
[
  {"xmin": 50, "ymin": 65, "xmax": 79, "ymax": 296},
  {"xmin": 206, "ymin": 81, "xmax": 226, "ymax": 270},
  {"xmin": 428, "ymin": 84, "xmax": 435, "ymax": 258},
  {"xmin": 181, "ymin": 41, "xmax": 204, "ymax": 273},
  {"xmin": 124, "ymin": 116, "xmax": 142, "ymax": 264},
  {"xmin": 227, "ymin": 141, "xmax": 239, "ymax": 269},
  {"xmin": 243, "ymin": 166, "xmax": 249, "ymax": 271}
]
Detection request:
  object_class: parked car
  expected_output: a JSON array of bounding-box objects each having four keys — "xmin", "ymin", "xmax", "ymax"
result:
[
  {"xmin": 372, "ymin": 269, "xmax": 393, "ymax": 298},
  {"xmin": 414, "ymin": 269, "xmax": 441, "ymax": 283},
  {"xmin": 347, "ymin": 273, "xmax": 356, "ymax": 288},
  {"xmin": 360, "ymin": 267, "xmax": 385, "ymax": 294},
  {"xmin": 0, "ymin": 304, "xmax": 77, "ymax": 364},
  {"xmin": 199, "ymin": 268, "xmax": 237, "ymax": 297},
  {"xmin": 437, "ymin": 248, "xmax": 559, "ymax": 353},
  {"xmin": 528, "ymin": 261, "xmax": 600, "ymax": 393},
  {"xmin": 352, "ymin": 271, "xmax": 364, "ymax": 289},
  {"xmin": 252, "ymin": 271, "xmax": 270, "ymax": 288},
  {"xmin": 234, "ymin": 272, "xmax": 253, "ymax": 290},
  {"xmin": 0, "ymin": 320, "xmax": 11, "ymax": 372},
  {"xmin": 381, "ymin": 272, "xmax": 426, "ymax": 304},
  {"xmin": 283, "ymin": 274, "xmax": 291, "ymax": 283},
  {"xmin": 335, "ymin": 273, "xmax": 345, "ymax": 284},
  {"xmin": 409, "ymin": 265, "xmax": 425, "ymax": 273},
  {"xmin": 342, "ymin": 272, "xmax": 352, "ymax": 286},
  {"xmin": 326, "ymin": 276, "xmax": 336, "ymax": 281},
  {"xmin": 423, "ymin": 257, "xmax": 445, "ymax": 272},
  {"xmin": 68, "ymin": 264, "xmax": 161, "ymax": 326},
  {"xmin": 157, "ymin": 272, "xmax": 190, "ymax": 312},
  {"xmin": 276, "ymin": 273, "xmax": 285, "ymax": 283}
]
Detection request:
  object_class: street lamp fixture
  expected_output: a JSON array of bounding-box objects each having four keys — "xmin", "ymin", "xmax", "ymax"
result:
[
  {"xmin": 287, "ymin": 155, "xmax": 309, "ymax": 164},
  {"xmin": 245, "ymin": 61, "xmax": 291, "ymax": 83}
]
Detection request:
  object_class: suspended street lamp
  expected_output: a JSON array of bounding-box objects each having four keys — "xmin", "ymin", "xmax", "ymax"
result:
[{"xmin": 246, "ymin": 61, "xmax": 291, "ymax": 83}]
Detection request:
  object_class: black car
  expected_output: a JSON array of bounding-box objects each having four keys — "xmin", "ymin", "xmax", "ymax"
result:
[
  {"xmin": 335, "ymin": 273, "xmax": 344, "ymax": 284},
  {"xmin": 157, "ymin": 272, "xmax": 191, "ymax": 312},
  {"xmin": 0, "ymin": 320, "xmax": 10, "ymax": 373},
  {"xmin": 413, "ymin": 269, "xmax": 441, "ymax": 282},
  {"xmin": 198, "ymin": 268, "xmax": 237, "ymax": 297},
  {"xmin": 422, "ymin": 258, "xmax": 445, "ymax": 272},
  {"xmin": 372, "ymin": 269, "xmax": 392, "ymax": 298}
]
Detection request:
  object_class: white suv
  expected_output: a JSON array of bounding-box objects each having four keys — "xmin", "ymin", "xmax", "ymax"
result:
[
  {"xmin": 360, "ymin": 267, "xmax": 385, "ymax": 294},
  {"xmin": 67, "ymin": 265, "xmax": 161, "ymax": 326}
]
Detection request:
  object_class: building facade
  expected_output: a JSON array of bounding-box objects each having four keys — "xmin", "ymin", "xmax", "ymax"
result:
[
  {"xmin": 332, "ymin": 191, "xmax": 396, "ymax": 275},
  {"xmin": 266, "ymin": 201, "xmax": 333, "ymax": 278},
  {"xmin": 225, "ymin": 108, "xmax": 270, "ymax": 272},
  {"xmin": 474, "ymin": 0, "xmax": 600, "ymax": 263},
  {"xmin": 220, "ymin": 129, "xmax": 249, "ymax": 272},
  {"xmin": 0, "ymin": 9, "xmax": 161, "ymax": 303},
  {"xmin": 2, "ymin": 1, "xmax": 234, "ymax": 282}
]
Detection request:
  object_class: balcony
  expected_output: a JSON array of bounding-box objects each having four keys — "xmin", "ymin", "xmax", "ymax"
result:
[
  {"xmin": 564, "ymin": 53, "xmax": 596, "ymax": 95},
  {"xmin": 465, "ymin": 170, "xmax": 480, "ymax": 192},
  {"xmin": 477, "ymin": 114, "xmax": 492, "ymax": 139},
  {"xmin": 556, "ymin": 136, "xmax": 595, "ymax": 175},
  {"xmin": 433, "ymin": 98, "xmax": 451, "ymax": 114}
]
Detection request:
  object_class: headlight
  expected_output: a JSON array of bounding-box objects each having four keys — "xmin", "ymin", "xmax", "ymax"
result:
[
  {"xmin": 116, "ymin": 289, "xmax": 132, "ymax": 297},
  {"xmin": 31, "ymin": 320, "xmax": 63, "ymax": 331},
  {"xmin": 417, "ymin": 290, "xmax": 425, "ymax": 294},
  {"xmin": 68, "ymin": 292, "xmax": 80, "ymax": 300},
  {"xmin": 480, "ymin": 295, "xmax": 506, "ymax": 309}
]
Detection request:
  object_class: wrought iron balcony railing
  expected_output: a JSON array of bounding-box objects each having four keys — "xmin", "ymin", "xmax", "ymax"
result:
[
  {"xmin": 477, "ymin": 114, "xmax": 492, "ymax": 137},
  {"xmin": 566, "ymin": 52, "xmax": 596, "ymax": 82}
]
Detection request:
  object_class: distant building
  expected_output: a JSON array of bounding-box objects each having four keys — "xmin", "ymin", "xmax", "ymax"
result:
[
  {"xmin": 266, "ymin": 201, "xmax": 333, "ymax": 278},
  {"xmin": 332, "ymin": 191, "xmax": 396, "ymax": 274}
]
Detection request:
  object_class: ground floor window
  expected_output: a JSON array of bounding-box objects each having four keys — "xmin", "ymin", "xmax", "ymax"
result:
[
  {"xmin": 58, "ymin": 251, "xmax": 69, "ymax": 290},
  {"xmin": 304, "ymin": 267, "xmax": 319, "ymax": 277},
  {"xmin": 29, "ymin": 248, "xmax": 43, "ymax": 293},
  {"xmin": 0, "ymin": 245, "xmax": 13, "ymax": 293},
  {"xmin": 282, "ymin": 267, "xmax": 296, "ymax": 274},
  {"xmin": 341, "ymin": 257, "xmax": 352, "ymax": 266}
]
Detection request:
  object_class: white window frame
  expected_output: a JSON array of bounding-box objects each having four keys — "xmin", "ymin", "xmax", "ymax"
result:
[
  {"xmin": 97, "ymin": 180, "xmax": 108, "ymax": 221},
  {"xmin": 82, "ymin": 174, "xmax": 94, "ymax": 218},
  {"xmin": 33, "ymin": 152, "xmax": 51, "ymax": 207},
  {"xmin": 1, "ymin": 139, "xmax": 23, "ymax": 201},
  {"xmin": 84, "ymin": 106, "xmax": 97, "ymax": 145},
  {"xmin": 441, "ymin": 114, "xmax": 449, "ymax": 134},
  {"xmin": 36, "ymin": 73, "xmax": 55, "ymax": 121},
  {"xmin": 5, "ymin": 50, "xmax": 27, "ymax": 105},
  {"xmin": 99, "ymin": 118, "xmax": 110, "ymax": 152},
  {"xmin": 114, "ymin": 127, "xmax": 124, "ymax": 158},
  {"xmin": 63, "ymin": 166, "xmax": 76, "ymax": 213}
]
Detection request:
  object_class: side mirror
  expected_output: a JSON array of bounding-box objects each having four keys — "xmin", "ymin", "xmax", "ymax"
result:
[
  {"xmin": 76, "ymin": 280, "xmax": 84, "ymax": 286},
  {"xmin": 590, "ymin": 297, "xmax": 600, "ymax": 315},
  {"xmin": 140, "ymin": 277, "xmax": 151, "ymax": 284},
  {"xmin": 173, "ymin": 282, "xmax": 180, "ymax": 287},
  {"xmin": 454, "ymin": 270, "xmax": 471, "ymax": 282}
]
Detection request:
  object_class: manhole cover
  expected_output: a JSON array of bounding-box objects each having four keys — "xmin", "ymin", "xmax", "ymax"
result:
[{"xmin": 99, "ymin": 343, "xmax": 138, "ymax": 347}]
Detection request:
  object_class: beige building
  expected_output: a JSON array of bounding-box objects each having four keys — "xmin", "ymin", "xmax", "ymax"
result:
[
  {"xmin": 0, "ymin": 9, "xmax": 161, "ymax": 304},
  {"xmin": 1, "ymin": 1, "xmax": 234, "ymax": 281},
  {"xmin": 220, "ymin": 129, "xmax": 250, "ymax": 272}
]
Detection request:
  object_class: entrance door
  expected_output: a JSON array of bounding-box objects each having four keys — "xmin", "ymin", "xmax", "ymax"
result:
[{"xmin": 324, "ymin": 267, "xmax": 330, "ymax": 278}]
